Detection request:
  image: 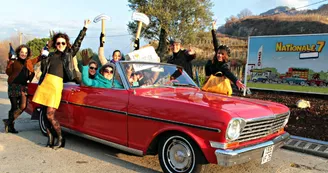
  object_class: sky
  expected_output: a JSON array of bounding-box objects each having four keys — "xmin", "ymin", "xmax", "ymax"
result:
[
  {"xmin": 0, "ymin": 0, "xmax": 325, "ymax": 60},
  {"xmin": 248, "ymin": 34, "xmax": 328, "ymax": 73}
]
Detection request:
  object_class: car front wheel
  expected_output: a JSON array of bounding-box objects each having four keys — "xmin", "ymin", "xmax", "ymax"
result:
[{"xmin": 158, "ymin": 134, "xmax": 205, "ymax": 173}]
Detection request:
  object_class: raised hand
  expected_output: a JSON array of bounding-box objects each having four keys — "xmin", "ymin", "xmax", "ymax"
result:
[
  {"xmin": 236, "ymin": 80, "xmax": 246, "ymax": 90},
  {"xmin": 187, "ymin": 44, "xmax": 195, "ymax": 55},
  {"xmin": 84, "ymin": 19, "xmax": 91, "ymax": 28},
  {"xmin": 100, "ymin": 32, "xmax": 105, "ymax": 47},
  {"xmin": 82, "ymin": 49, "xmax": 93, "ymax": 66},
  {"xmin": 212, "ymin": 20, "xmax": 217, "ymax": 30},
  {"xmin": 134, "ymin": 38, "xmax": 140, "ymax": 50},
  {"xmin": 41, "ymin": 49, "xmax": 49, "ymax": 58}
]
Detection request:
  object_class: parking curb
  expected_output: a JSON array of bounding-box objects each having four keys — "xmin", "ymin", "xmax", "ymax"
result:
[{"xmin": 282, "ymin": 135, "xmax": 328, "ymax": 158}]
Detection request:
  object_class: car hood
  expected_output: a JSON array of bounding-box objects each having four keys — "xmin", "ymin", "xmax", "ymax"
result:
[{"xmin": 136, "ymin": 88, "xmax": 289, "ymax": 119}]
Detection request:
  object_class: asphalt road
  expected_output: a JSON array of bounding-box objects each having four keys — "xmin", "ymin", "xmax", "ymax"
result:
[{"xmin": 0, "ymin": 76, "xmax": 327, "ymax": 173}]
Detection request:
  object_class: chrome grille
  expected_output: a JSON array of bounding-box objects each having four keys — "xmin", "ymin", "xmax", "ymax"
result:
[{"xmin": 236, "ymin": 112, "xmax": 290, "ymax": 143}]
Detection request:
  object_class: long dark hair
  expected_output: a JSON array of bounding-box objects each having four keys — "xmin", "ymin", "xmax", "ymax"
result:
[
  {"xmin": 213, "ymin": 44, "xmax": 231, "ymax": 64},
  {"xmin": 51, "ymin": 32, "xmax": 72, "ymax": 50},
  {"xmin": 15, "ymin": 44, "xmax": 32, "ymax": 59}
]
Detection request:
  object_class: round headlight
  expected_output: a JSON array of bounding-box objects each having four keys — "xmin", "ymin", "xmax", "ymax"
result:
[
  {"xmin": 282, "ymin": 112, "xmax": 290, "ymax": 127},
  {"xmin": 226, "ymin": 118, "xmax": 245, "ymax": 141}
]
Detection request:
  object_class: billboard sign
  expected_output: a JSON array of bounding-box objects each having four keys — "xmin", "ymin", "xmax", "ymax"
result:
[{"xmin": 245, "ymin": 34, "xmax": 328, "ymax": 94}]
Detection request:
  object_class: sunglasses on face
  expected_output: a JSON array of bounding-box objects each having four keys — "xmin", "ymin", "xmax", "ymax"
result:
[
  {"xmin": 89, "ymin": 67, "xmax": 97, "ymax": 70},
  {"xmin": 56, "ymin": 42, "xmax": 66, "ymax": 46},
  {"xmin": 104, "ymin": 69, "xmax": 113, "ymax": 74}
]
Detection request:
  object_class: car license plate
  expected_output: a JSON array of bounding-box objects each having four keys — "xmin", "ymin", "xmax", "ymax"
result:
[{"xmin": 261, "ymin": 145, "xmax": 274, "ymax": 164}]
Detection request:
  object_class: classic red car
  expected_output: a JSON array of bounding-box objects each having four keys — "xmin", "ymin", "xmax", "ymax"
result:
[{"xmin": 26, "ymin": 61, "xmax": 290, "ymax": 173}]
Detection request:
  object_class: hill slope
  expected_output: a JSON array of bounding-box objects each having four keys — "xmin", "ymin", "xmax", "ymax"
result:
[{"xmin": 218, "ymin": 14, "xmax": 328, "ymax": 37}]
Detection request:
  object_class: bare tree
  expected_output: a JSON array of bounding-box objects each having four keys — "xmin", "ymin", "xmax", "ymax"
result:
[
  {"xmin": 0, "ymin": 34, "xmax": 22, "ymax": 73},
  {"xmin": 237, "ymin": 8, "xmax": 253, "ymax": 19}
]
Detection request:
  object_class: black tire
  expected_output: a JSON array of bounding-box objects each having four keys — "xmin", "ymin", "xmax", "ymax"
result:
[
  {"xmin": 38, "ymin": 108, "xmax": 47, "ymax": 136},
  {"xmin": 158, "ymin": 134, "xmax": 205, "ymax": 173}
]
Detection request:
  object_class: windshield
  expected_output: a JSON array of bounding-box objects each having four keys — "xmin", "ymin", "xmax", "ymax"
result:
[{"xmin": 119, "ymin": 61, "xmax": 198, "ymax": 88}]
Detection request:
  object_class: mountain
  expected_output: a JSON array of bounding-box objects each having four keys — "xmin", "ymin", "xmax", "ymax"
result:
[
  {"xmin": 307, "ymin": 4, "xmax": 328, "ymax": 16},
  {"xmin": 218, "ymin": 4, "xmax": 328, "ymax": 37},
  {"xmin": 260, "ymin": 6, "xmax": 307, "ymax": 16}
]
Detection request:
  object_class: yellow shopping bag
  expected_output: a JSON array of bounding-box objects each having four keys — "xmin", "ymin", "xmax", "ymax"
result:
[{"xmin": 201, "ymin": 72, "xmax": 232, "ymax": 96}]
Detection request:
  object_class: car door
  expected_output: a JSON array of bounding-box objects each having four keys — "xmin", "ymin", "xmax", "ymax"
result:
[
  {"xmin": 55, "ymin": 83, "xmax": 77, "ymax": 127},
  {"xmin": 67, "ymin": 73, "xmax": 129, "ymax": 146}
]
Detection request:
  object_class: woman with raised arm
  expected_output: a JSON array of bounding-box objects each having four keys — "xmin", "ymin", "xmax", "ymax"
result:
[
  {"xmin": 3, "ymin": 44, "xmax": 42, "ymax": 133},
  {"xmin": 32, "ymin": 19, "xmax": 91, "ymax": 149},
  {"xmin": 204, "ymin": 20, "xmax": 246, "ymax": 90}
]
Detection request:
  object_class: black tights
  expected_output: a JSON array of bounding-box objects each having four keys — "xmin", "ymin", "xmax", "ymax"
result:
[
  {"xmin": 42, "ymin": 106, "xmax": 62, "ymax": 137},
  {"xmin": 9, "ymin": 94, "xmax": 27, "ymax": 120}
]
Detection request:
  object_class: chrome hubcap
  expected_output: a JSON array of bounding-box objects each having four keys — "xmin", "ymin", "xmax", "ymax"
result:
[{"xmin": 167, "ymin": 139, "xmax": 192, "ymax": 172}]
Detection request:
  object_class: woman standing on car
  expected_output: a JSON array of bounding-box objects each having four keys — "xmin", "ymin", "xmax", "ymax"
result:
[
  {"xmin": 204, "ymin": 20, "xmax": 245, "ymax": 90},
  {"xmin": 3, "ymin": 44, "xmax": 42, "ymax": 133},
  {"xmin": 32, "ymin": 19, "xmax": 91, "ymax": 149}
]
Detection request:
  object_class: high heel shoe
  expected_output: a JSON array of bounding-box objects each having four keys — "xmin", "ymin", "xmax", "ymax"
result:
[{"xmin": 53, "ymin": 135, "xmax": 65, "ymax": 150}]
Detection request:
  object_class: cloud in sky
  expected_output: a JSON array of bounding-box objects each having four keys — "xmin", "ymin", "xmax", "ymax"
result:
[{"xmin": 278, "ymin": 0, "xmax": 309, "ymax": 8}]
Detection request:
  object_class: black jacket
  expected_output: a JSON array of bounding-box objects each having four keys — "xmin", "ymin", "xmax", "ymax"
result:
[
  {"xmin": 39, "ymin": 27, "xmax": 87, "ymax": 84},
  {"xmin": 167, "ymin": 50, "xmax": 196, "ymax": 79},
  {"xmin": 212, "ymin": 29, "xmax": 219, "ymax": 54},
  {"xmin": 206, "ymin": 29, "xmax": 238, "ymax": 85},
  {"xmin": 205, "ymin": 60, "xmax": 238, "ymax": 85}
]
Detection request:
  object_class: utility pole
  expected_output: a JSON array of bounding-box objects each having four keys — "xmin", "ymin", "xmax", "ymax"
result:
[{"xmin": 19, "ymin": 32, "xmax": 22, "ymax": 45}]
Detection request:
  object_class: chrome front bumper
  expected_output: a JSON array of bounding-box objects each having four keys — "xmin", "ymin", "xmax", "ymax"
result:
[{"xmin": 215, "ymin": 132, "xmax": 290, "ymax": 167}]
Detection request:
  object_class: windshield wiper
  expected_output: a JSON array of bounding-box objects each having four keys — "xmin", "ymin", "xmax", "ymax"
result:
[{"xmin": 172, "ymin": 83, "xmax": 198, "ymax": 88}]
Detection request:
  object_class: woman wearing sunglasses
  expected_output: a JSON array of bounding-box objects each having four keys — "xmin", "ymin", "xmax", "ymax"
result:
[
  {"xmin": 81, "ymin": 55, "xmax": 123, "ymax": 88},
  {"xmin": 82, "ymin": 63, "xmax": 123, "ymax": 88},
  {"xmin": 88, "ymin": 61, "xmax": 98, "ymax": 78},
  {"xmin": 32, "ymin": 19, "xmax": 91, "ymax": 149}
]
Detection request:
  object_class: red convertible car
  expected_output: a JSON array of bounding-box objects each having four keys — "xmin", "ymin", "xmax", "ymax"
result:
[{"xmin": 26, "ymin": 61, "xmax": 290, "ymax": 173}]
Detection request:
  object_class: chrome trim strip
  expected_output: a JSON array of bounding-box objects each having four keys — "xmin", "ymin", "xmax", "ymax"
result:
[
  {"xmin": 128, "ymin": 113, "xmax": 221, "ymax": 133},
  {"xmin": 60, "ymin": 101, "xmax": 127, "ymax": 115},
  {"xmin": 245, "ymin": 111, "xmax": 290, "ymax": 122},
  {"xmin": 62, "ymin": 127, "xmax": 143, "ymax": 156}
]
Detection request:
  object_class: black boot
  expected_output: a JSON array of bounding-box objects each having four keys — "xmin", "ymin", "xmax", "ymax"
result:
[
  {"xmin": 46, "ymin": 129, "xmax": 54, "ymax": 148},
  {"xmin": 8, "ymin": 110, "xmax": 18, "ymax": 133},
  {"xmin": 53, "ymin": 135, "xmax": 65, "ymax": 150},
  {"xmin": 4, "ymin": 111, "xmax": 18, "ymax": 133},
  {"xmin": 8, "ymin": 122, "xmax": 18, "ymax": 134}
]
